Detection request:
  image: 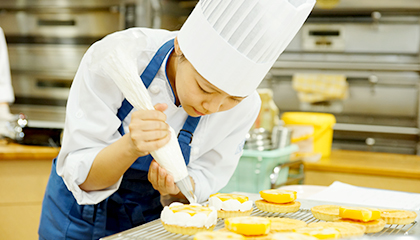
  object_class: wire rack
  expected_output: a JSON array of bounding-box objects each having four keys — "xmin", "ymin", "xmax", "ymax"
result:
[{"xmin": 102, "ymin": 207, "xmax": 418, "ymax": 240}]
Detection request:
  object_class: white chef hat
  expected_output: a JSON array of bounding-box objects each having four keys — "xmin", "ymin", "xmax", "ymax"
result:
[{"xmin": 177, "ymin": 0, "xmax": 316, "ymax": 97}]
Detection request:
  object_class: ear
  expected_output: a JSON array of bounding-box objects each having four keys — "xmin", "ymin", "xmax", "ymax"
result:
[{"xmin": 174, "ymin": 37, "xmax": 183, "ymax": 55}]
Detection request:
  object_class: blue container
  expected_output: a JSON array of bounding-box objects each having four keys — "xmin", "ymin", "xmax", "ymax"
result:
[{"xmin": 220, "ymin": 144, "xmax": 298, "ymax": 193}]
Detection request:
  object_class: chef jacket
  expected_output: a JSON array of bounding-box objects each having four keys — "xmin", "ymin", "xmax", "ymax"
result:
[
  {"xmin": 57, "ymin": 28, "xmax": 261, "ymax": 205},
  {"xmin": 0, "ymin": 27, "xmax": 13, "ymax": 103}
]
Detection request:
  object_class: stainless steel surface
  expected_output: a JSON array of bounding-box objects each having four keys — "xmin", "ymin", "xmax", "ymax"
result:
[
  {"xmin": 0, "ymin": 0, "xmax": 153, "ymax": 129},
  {"xmin": 266, "ymin": 2, "xmax": 420, "ymax": 154},
  {"xmin": 245, "ymin": 128, "xmax": 273, "ymax": 151},
  {"xmin": 271, "ymin": 126, "xmax": 293, "ymax": 149},
  {"xmin": 9, "ymin": 45, "xmax": 87, "ymax": 72},
  {"xmin": 270, "ymin": 159, "xmax": 305, "ymax": 188},
  {"xmin": 10, "ymin": 105, "xmax": 66, "ymax": 128},
  {"xmin": 12, "ymin": 72, "xmax": 73, "ymax": 102},
  {"xmin": 263, "ymin": 71, "xmax": 420, "ymax": 118},
  {"xmin": 101, "ymin": 203, "xmax": 418, "ymax": 239},
  {"xmin": 312, "ymin": 0, "xmax": 420, "ymax": 13},
  {"xmin": 2, "ymin": 113, "xmax": 28, "ymax": 141},
  {"xmin": 0, "ymin": 10, "xmax": 121, "ymax": 38},
  {"xmin": 294, "ymin": 20, "xmax": 420, "ymax": 54},
  {"xmin": 0, "ymin": 0, "xmax": 126, "ymax": 8}
]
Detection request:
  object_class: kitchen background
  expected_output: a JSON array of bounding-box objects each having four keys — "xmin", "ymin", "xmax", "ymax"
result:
[
  {"xmin": 1, "ymin": 1, "xmax": 420, "ymax": 240},
  {"xmin": 2, "ymin": 0, "xmax": 420, "ymax": 155}
]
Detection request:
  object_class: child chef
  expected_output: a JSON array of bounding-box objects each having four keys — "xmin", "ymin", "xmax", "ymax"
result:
[{"xmin": 39, "ymin": 0, "xmax": 315, "ymax": 239}]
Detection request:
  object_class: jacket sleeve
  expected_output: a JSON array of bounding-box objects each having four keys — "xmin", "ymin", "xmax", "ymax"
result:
[
  {"xmin": 0, "ymin": 27, "xmax": 13, "ymax": 103},
  {"xmin": 187, "ymin": 92, "xmax": 261, "ymax": 203}
]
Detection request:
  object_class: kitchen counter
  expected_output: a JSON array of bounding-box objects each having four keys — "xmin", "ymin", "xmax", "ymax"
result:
[
  {"xmin": 1, "ymin": 142, "xmax": 420, "ymax": 239},
  {"xmin": 305, "ymin": 149, "xmax": 420, "ymax": 179},
  {"xmin": 0, "ymin": 140, "xmax": 58, "ymax": 240},
  {"xmin": 303, "ymin": 149, "xmax": 420, "ymax": 193},
  {"xmin": 0, "ymin": 140, "xmax": 59, "ymax": 160}
]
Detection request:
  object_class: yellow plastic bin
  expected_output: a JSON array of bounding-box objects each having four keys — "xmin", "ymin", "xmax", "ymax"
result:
[
  {"xmin": 220, "ymin": 144, "xmax": 298, "ymax": 194},
  {"xmin": 281, "ymin": 112, "xmax": 336, "ymax": 157}
]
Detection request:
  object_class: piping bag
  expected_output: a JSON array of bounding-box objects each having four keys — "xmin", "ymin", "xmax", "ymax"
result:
[{"xmin": 90, "ymin": 35, "xmax": 197, "ymax": 204}]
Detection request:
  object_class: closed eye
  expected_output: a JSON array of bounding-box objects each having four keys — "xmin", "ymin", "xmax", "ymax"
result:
[
  {"xmin": 198, "ymin": 84, "xmax": 211, "ymax": 94},
  {"xmin": 231, "ymin": 97, "xmax": 243, "ymax": 103}
]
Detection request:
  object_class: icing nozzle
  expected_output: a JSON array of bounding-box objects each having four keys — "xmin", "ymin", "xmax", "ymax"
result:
[{"xmin": 176, "ymin": 176, "xmax": 197, "ymax": 204}]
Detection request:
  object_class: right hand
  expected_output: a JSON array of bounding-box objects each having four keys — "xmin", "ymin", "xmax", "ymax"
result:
[{"xmin": 128, "ymin": 103, "xmax": 171, "ymax": 156}]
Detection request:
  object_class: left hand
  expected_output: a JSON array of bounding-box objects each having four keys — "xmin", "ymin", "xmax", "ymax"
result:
[{"xmin": 148, "ymin": 160, "xmax": 180, "ymax": 196}]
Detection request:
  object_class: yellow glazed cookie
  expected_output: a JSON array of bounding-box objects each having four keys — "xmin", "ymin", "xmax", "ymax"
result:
[
  {"xmin": 160, "ymin": 202, "xmax": 217, "ymax": 235},
  {"xmin": 308, "ymin": 222, "xmax": 365, "ymax": 238},
  {"xmin": 294, "ymin": 226, "xmax": 340, "ymax": 239},
  {"xmin": 208, "ymin": 193, "xmax": 253, "ymax": 219},
  {"xmin": 255, "ymin": 200, "xmax": 301, "ymax": 213},
  {"xmin": 339, "ymin": 207, "xmax": 381, "ymax": 222},
  {"xmin": 311, "ymin": 205, "xmax": 341, "ymax": 221},
  {"xmin": 225, "ymin": 216, "xmax": 271, "ymax": 236},
  {"xmin": 259, "ymin": 189, "xmax": 297, "ymax": 204},
  {"xmin": 335, "ymin": 218, "xmax": 386, "ymax": 233},
  {"xmin": 194, "ymin": 231, "xmax": 246, "ymax": 240},
  {"xmin": 380, "ymin": 209, "xmax": 417, "ymax": 225},
  {"xmin": 271, "ymin": 233, "xmax": 318, "ymax": 240},
  {"xmin": 267, "ymin": 217, "xmax": 307, "ymax": 232},
  {"xmin": 218, "ymin": 228, "xmax": 273, "ymax": 240}
]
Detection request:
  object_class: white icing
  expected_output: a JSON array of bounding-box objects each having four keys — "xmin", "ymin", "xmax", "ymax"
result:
[
  {"xmin": 209, "ymin": 196, "xmax": 253, "ymax": 212},
  {"xmin": 160, "ymin": 202, "xmax": 217, "ymax": 228}
]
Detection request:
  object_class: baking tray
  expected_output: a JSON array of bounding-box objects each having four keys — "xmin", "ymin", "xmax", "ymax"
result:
[{"xmin": 101, "ymin": 207, "xmax": 418, "ymax": 240}]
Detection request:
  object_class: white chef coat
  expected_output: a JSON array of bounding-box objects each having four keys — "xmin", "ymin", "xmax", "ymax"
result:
[
  {"xmin": 0, "ymin": 27, "xmax": 13, "ymax": 103},
  {"xmin": 57, "ymin": 28, "xmax": 261, "ymax": 205}
]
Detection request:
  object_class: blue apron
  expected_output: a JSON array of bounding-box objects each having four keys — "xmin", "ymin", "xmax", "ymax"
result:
[{"xmin": 39, "ymin": 39, "xmax": 201, "ymax": 240}]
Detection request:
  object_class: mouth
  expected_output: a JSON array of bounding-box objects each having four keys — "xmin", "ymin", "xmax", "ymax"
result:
[{"xmin": 193, "ymin": 108, "xmax": 205, "ymax": 116}]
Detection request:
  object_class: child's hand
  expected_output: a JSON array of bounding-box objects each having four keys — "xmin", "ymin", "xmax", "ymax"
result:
[
  {"xmin": 148, "ymin": 160, "xmax": 180, "ymax": 196},
  {"xmin": 128, "ymin": 103, "xmax": 171, "ymax": 156}
]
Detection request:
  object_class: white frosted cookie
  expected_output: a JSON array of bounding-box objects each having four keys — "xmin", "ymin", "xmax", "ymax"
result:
[
  {"xmin": 208, "ymin": 193, "xmax": 253, "ymax": 219},
  {"xmin": 160, "ymin": 202, "xmax": 217, "ymax": 235}
]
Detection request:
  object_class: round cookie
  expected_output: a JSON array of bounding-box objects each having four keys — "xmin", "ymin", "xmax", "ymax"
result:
[
  {"xmin": 335, "ymin": 218, "xmax": 386, "ymax": 233},
  {"xmin": 255, "ymin": 199, "xmax": 301, "ymax": 213},
  {"xmin": 308, "ymin": 222, "xmax": 365, "ymax": 238},
  {"xmin": 267, "ymin": 217, "xmax": 307, "ymax": 232},
  {"xmin": 294, "ymin": 226, "xmax": 340, "ymax": 239},
  {"xmin": 225, "ymin": 216, "xmax": 271, "ymax": 236},
  {"xmin": 311, "ymin": 205, "xmax": 341, "ymax": 221},
  {"xmin": 194, "ymin": 231, "xmax": 246, "ymax": 240},
  {"xmin": 271, "ymin": 232, "xmax": 318, "ymax": 240},
  {"xmin": 218, "ymin": 228, "xmax": 273, "ymax": 240},
  {"xmin": 380, "ymin": 209, "xmax": 417, "ymax": 225}
]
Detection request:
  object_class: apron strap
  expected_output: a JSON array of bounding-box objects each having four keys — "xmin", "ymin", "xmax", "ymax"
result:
[
  {"xmin": 178, "ymin": 115, "xmax": 201, "ymax": 165},
  {"xmin": 117, "ymin": 38, "xmax": 175, "ymax": 136}
]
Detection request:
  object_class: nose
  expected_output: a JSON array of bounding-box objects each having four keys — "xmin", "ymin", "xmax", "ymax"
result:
[{"xmin": 203, "ymin": 96, "xmax": 225, "ymax": 114}]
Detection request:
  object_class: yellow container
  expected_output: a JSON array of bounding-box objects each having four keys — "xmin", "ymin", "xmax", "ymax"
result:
[{"xmin": 281, "ymin": 112, "xmax": 336, "ymax": 157}]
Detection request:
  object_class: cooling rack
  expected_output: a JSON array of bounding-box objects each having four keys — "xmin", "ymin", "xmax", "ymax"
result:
[{"xmin": 102, "ymin": 207, "xmax": 418, "ymax": 239}]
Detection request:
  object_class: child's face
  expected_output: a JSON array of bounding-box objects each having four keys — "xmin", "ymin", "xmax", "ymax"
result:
[{"xmin": 175, "ymin": 58, "xmax": 246, "ymax": 117}]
